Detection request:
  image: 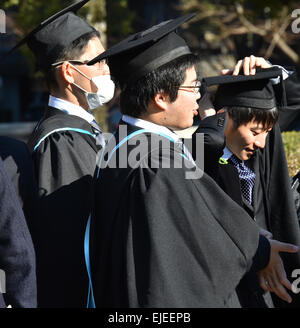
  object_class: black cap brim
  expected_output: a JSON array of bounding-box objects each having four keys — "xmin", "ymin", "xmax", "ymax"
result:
[
  {"xmin": 202, "ymin": 66, "xmax": 282, "ymax": 87},
  {"xmin": 7, "ymin": 0, "xmax": 90, "ymax": 55},
  {"xmin": 87, "ymin": 13, "xmax": 196, "ymax": 66},
  {"xmin": 202, "ymin": 67, "xmax": 283, "ymax": 110}
]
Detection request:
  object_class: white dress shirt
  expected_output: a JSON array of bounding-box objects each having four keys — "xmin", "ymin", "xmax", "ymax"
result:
[
  {"xmin": 122, "ymin": 115, "xmax": 180, "ymax": 142},
  {"xmin": 221, "ymin": 146, "xmax": 233, "ymax": 161},
  {"xmin": 122, "ymin": 115, "xmax": 196, "ymax": 164},
  {"xmin": 48, "ymin": 95, "xmax": 96, "ymax": 124}
]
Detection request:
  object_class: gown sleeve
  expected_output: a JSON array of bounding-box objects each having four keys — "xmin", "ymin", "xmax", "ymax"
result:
[
  {"xmin": 122, "ymin": 149, "xmax": 261, "ymax": 307},
  {"xmin": 277, "ymin": 71, "xmax": 300, "ymax": 131}
]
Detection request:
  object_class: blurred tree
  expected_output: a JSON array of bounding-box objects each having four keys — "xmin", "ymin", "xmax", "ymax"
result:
[
  {"xmin": 178, "ymin": 0, "xmax": 300, "ymax": 68},
  {"xmin": 1, "ymin": 0, "xmax": 135, "ymax": 65},
  {"xmin": 2, "ymin": 1, "xmax": 87, "ymax": 73},
  {"xmin": 106, "ymin": 0, "xmax": 135, "ymax": 47},
  {"xmin": 3, "ymin": 0, "xmax": 75, "ymax": 34}
]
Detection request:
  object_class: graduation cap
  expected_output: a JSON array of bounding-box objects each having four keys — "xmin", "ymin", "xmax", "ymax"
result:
[
  {"xmin": 202, "ymin": 67, "xmax": 284, "ymax": 110},
  {"xmin": 7, "ymin": 0, "xmax": 95, "ymax": 70},
  {"xmin": 87, "ymin": 13, "xmax": 196, "ymax": 86}
]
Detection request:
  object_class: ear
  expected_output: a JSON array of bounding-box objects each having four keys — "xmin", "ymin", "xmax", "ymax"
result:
[
  {"xmin": 153, "ymin": 92, "xmax": 170, "ymax": 111},
  {"xmin": 224, "ymin": 113, "xmax": 234, "ymax": 136},
  {"xmin": 60, "ymin": 62, "xmax": 75, "ymax": 84}
]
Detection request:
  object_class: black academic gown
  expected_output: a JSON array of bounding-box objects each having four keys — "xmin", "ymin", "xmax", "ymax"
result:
[
  {"xmin": 276, "ymin": 71, "xmax": 300, "ymax": 131},
  {"xmin": 27, "ymin": 107, "xmax": 101, "ymax": 308},
  {"xmin": 192, "ymin": 82, "xmax": 300, "ymax": 307},
  {"xmin": 192, "ymin": 113, "xmax": 272, "ymax": 307},
  {"xmin": 89, "ymin": 122, "xmax": 268, "ymax": 308},
  {"xmin": 0, "ymin": 158, "xmax": 37, "ymax": 308}
]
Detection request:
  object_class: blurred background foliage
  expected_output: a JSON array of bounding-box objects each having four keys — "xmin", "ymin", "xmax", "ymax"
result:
[
  {"xmin": 3, "ymin": 0, "xmax": 300, "ymax": 71},
  {"xmin": 282, "ymin": 131, "xmax": 300, "ymax": 177},
  {"xmin": 179, "ymin": 0, "xmax": 300, "ymax": 70}
]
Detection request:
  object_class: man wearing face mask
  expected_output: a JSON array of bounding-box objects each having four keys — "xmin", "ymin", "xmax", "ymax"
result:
[{"xmin": 8, "ymin": 1, "xmax": 114, "ymax": 307}]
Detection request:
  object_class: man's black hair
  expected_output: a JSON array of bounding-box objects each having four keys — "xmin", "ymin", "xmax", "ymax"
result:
[
  {"xmin": 119, "ymin": 54, "xmax": 199, "ymax": 118},
  {"xmin": 45, "ymin": 30, "xmax": 101, "ymax": 91},
  {"xmin": 226, "ymin": 106, "xmax": 278, "ymax": 130}
]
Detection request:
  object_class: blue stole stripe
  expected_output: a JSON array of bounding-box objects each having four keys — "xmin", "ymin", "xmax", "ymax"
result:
[
  {"xmin": 33, "ymin": 127, "xmax": 96, "ymax": 152},
  {"xmin": 181, "ymin": 153, "xmax": 189, "ymax": 160},
  {"xmin": 84, "ymin": 128, "xmax": 181, "ymax": 308},
  {"xmin": 84, "ymin": 214, "xmax": 96, "ymax": 308},
  {"xmin": 96, "ymin": 129, "xmax": 176, "ymax": 179}
]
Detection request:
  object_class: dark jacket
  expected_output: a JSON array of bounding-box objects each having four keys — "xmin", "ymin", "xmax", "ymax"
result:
[
  {"xmin": 0, "ymin": 136, "xmax": 39, "ymax": 236},
  {"xmin": 0, "ymin": 157, "xmax": 37, "ymax": 307}
]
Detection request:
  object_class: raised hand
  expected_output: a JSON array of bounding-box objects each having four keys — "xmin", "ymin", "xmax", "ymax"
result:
[{"xmin": 221, "ymin": 55, "xmax": 272, "ymax": 76}]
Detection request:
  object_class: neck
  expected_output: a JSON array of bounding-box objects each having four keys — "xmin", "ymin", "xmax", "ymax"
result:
[
  {"xmin": 138, "ymin": 112, "xmax": 161, "ymax": 125},
  {"xmin": 139, "ymin": 102, "xmax": 170, "ymax": 127},
  {"xmin": 50, "ymin": 85, "xmax": 89, "ymax": 111}
]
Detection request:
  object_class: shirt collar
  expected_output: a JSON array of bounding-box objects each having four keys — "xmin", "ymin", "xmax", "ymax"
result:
[
  {"xmin": 222, "ymin": 146, "xmax": 233, "ymax": 160},
  {"xmin": 48, "ymin": 95, "xmax": 96, "ymax": 124},
  {"xmin": 122, "ymin": 115, "xmax": 180, "ymax": 142}
]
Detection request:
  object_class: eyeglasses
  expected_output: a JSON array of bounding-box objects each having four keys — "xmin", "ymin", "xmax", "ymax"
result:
[
  {"xmin": 177, "ymin": 80, "xmax": 201, "ymax": 94},
  {"xmin": 51, "ymin": 58, "xmax": 108, "ymax": 68}
]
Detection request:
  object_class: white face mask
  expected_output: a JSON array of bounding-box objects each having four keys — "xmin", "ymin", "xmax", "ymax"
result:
[
  {"xmin": 71, "ymin": 65, "xmax": 115, "ymax": 110},
  {"xmin": 85, "ymin": 75, "xmax": 115, "ymax": 110}
]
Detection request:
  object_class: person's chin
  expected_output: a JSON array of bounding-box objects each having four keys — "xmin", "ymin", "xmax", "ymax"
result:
[
  {"xmin": 177, "ymin": 121, "xmax": 193, "ymax": 131},
  {"xmin": 242, "ymin": 152, "xmax": 254, "ymax": 160}
]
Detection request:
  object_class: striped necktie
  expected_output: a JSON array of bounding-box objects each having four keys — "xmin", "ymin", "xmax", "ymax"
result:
[
  {"xmin": 229, "ymin": 154, "xmax": 256, "ymax": 205},
  {"xmin": 90, "ymin": 119, "xmax": 105, "ymax": 148}
]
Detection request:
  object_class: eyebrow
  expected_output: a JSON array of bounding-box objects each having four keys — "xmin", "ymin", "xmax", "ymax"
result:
[
  {"xmin": 250, "ymin": 126, "xmax": 272, "ymax": 133},
  {"xmin": 251, "ymin": 126, "xmax": 264, "ymax": 131},
  {"xmin": 191, "ymin": 78, "xmax": 201, "ymax": 84}
]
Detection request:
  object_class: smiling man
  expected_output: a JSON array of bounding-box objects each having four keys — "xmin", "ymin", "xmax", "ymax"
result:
[
  {"xmin": 194, "ymin": 58, "xmax": 300, "ymax": 307},
  {"xmin": 223, "ymin": 113, "xmax": 275, "ymax": 161}
]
